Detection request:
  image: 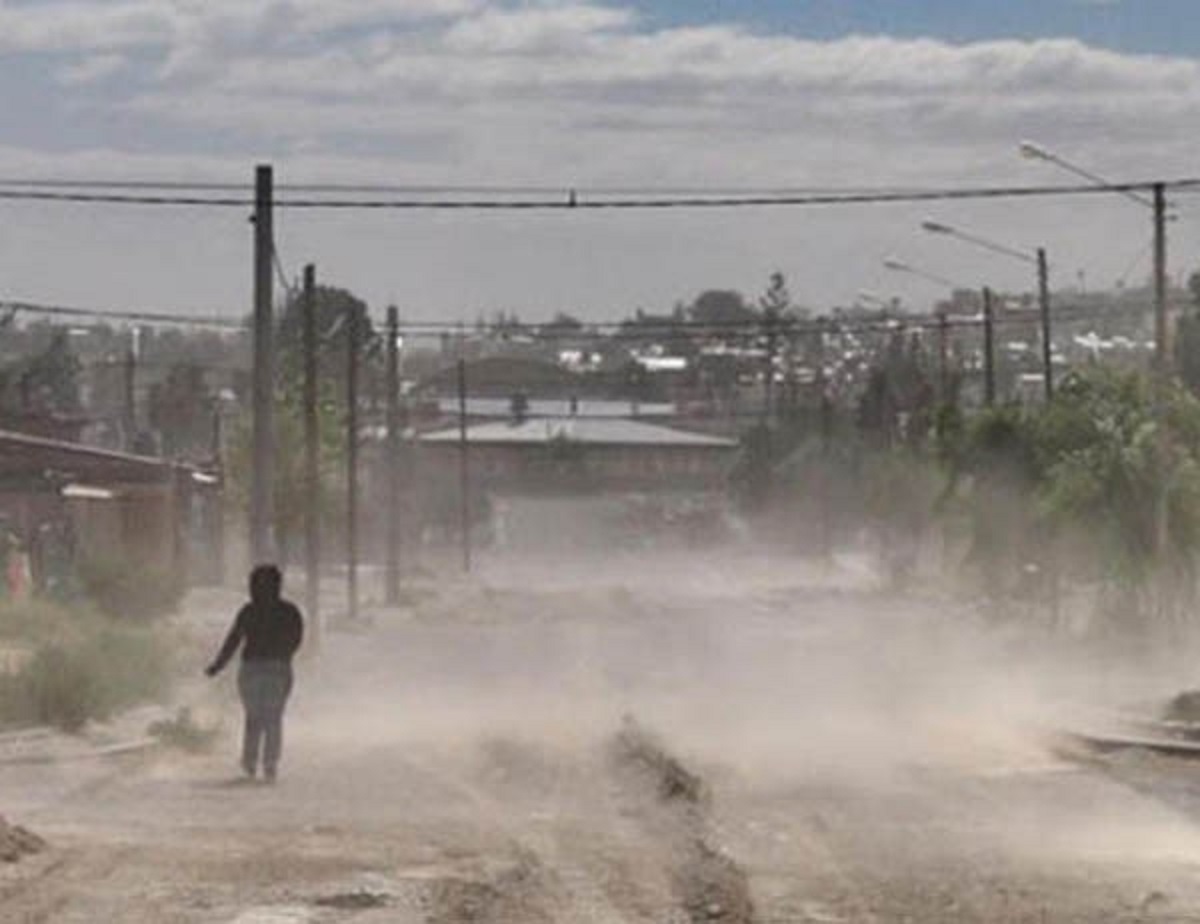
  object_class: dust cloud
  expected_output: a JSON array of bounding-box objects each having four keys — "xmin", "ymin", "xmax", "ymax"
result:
[{"xmin": 282, "ymin": 541, "xmax": 1200, "ymax": 880}]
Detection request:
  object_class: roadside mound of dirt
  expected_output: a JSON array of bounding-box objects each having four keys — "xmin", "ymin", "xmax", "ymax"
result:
[
  {"xmin": 610, "ymin": 716, "xmax": 754, "ymax": 924},
  {"xmin": 0, "ymin": 816, "xmax": 45, "ymax": 862}
]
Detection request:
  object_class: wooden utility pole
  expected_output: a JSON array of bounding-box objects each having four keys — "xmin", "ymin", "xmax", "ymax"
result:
[
  {"xmin": 250, "ymin": 163, "xmax": 275, "ymax": 564},
  {"xmin": 385, "ymin": 306, "xmax": 401, "ymax": 605},
  {"xmin": 457, "ymin": 358, "xmax": 471, "ymax": 574},
  {"xmin": 982, "ymin": 286, "xmax": 996, "ymax": 407},
  {"xmin": 346, "ymin": 303, "xmax": 360, "ymax": 621},
  {"xmin": 1037, "ymin": 247, "xmax": 1053, "ymax": 402},
  {"xmin": 302, "ymin": 263, "xmax": 320, "ymax": 646}
]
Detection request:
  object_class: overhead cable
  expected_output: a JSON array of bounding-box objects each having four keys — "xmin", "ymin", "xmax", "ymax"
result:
[
  {"xmin": 1, "ymin": 299, "xmax": 245, "ymax": 329},
  {"xmin": 0, "ymin": 179, "xmax": 1198, "ymax": 210}
]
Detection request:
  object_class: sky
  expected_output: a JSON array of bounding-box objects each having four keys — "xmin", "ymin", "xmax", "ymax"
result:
[{"xmin": 0, "ymin": 0, "xmax": 1198, "ymax": 325}]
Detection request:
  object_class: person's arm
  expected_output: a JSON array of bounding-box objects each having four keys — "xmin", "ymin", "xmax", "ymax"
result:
[
  {"xmin": 284, "ymin": 604, "xmax": 304, "ymax": 658},
  {"xmin": 206, "ymin": 609, "xmax": 247, "ymax": 676}
]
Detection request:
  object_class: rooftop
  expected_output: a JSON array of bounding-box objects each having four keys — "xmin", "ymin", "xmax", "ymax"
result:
[{"xmin": 419, "ymin": 417, "xmax": 737, "ymax": 449}]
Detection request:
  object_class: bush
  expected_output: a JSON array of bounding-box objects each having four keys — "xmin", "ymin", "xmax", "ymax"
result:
[
  {"xmin": 76, "ymin": 553, "xmax": 184, "ymax": 621},
  {"xmin": 0, "ymin": 600, "xmax": 172, "ymax": 731}
]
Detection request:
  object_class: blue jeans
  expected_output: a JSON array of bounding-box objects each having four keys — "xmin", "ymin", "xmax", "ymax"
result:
[{"xmin": 237, "ymin": 660, "xmax": 293, "ymax": 777}]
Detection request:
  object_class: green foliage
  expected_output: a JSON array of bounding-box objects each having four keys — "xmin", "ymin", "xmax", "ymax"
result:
[
  {"xmin": 226, "ymin": 284, "xmax": 371, "ymax": 561},
  {"xmin": 225, "ymin": 367, "xmax": 346, "ymax": 561},
  {"xmin": 0, "ymin": 599, "xmax": 171, "ymax": 731},
  {"xmin": 2, "ymin": 330, "xmax": 81, "ymax": 414},
  {"xmin": 277, "ymin": 284, "xmax": 376, "ymax": 376},
  {"xmin": 938, "ymin": 367, "xmax": 1200, "ymax": 623},
  {"xmin": 147, "ymin": 363, "xmax": 215, "ymax": 459},
  {"xmin": 862, "ymin": 446, "xmax": 944, "ymax": 585}
]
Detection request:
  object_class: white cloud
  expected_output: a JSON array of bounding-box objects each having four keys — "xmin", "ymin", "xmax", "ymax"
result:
[
  {"xmin": 0, "ymin": 0, "xmax": 1197, "ymax": 317},
  {"xmin": 444, "ymin": 4, "xmax": 635, "ymax": 54},
  {"xmin": 56, "ymin": 53, "xmax": 126, "ymax": 85}
]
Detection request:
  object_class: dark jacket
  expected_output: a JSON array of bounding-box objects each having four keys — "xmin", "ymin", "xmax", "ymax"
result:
[{"xmin": 208, "ymin": 598, "xmax": 303, "ymax": 675}]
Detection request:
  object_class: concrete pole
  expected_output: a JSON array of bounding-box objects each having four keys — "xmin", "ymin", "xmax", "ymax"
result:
[
  {"xmin": 937, "ymin": 309, "xmax": 949, "ymax": 403},
  {"xmin": 982, "ymin": 286, "xmax": 996, "ymax": 407},
  {"xmin": 385, "ymin": 306, "xmax": 401, "ymax": 605},
  {"xmin": 302, "ymin": 264, "xmax": 320, "ymax": 646},
  {"xmin": 250, "ymin": 164, "xmax": 275, "ymax": 565},
  {"xmin": 1037, "ymin": 247, "xmax": 1053, "ymax": 402},
  {"xmin": 346, "ymin": 304, "xmax": 359, "ymax": 620},
  {"xmin": 1152, "ymin": 183, "xmax": 1170, "ymax": 560},
  {"xmin": 123, "ymin": 336, "xmax": 136, "ymax": 452},
  {"xmin": 1154, "ymin": 183, "xmax": 1169, "ymax": 374},
  {"xmin": 457, "ymin": 358, "xmax": 471, "ymax": 574}
]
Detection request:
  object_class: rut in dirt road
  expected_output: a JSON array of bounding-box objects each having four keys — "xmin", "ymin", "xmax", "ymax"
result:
[{"xmin": 611, "ymin": 716, "xmax": 755, "ymax": 924}]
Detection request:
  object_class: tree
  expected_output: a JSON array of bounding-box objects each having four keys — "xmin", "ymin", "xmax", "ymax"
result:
[
  {"xmin": 227, "ymin": 282, "xmax": 375, "ymax": 565},
  {"xmin": 947, "ymin": 367, "xmax": 1200, "ymax": 628},
  {"xmin": 689, "ymin": 290, "xmax": 757, "ymax": 326},
  {"xmin": 758, "ymin": 272, "xmax": 790, "ymax": 318},
  {"xmin": 225, "ymin": 366, "xmax": 346, "ymax": 568},
  {"xmin": 277, "ymin": 284, "xmax": 377, "ymax": 388},
  {"xmin": 543, "ymin": 312, "xmax": 584, "ymax": 335},
  {"xmin": 9, "ymin": 331, "xmax": 81, "ymax": 414},
  {"xmin": 147, "ymin": 363, "xmax": 215, "ymax": 459}
]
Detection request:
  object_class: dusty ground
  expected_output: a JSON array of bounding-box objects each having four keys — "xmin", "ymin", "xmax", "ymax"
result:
[{"xmin": 3, "ymin": 553, "xmax": 1200, "ymax": 922}]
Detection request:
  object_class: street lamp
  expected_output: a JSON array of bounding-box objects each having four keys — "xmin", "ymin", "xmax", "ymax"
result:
[
  {"xmin": 882, "ymin": 256, "xmax": 962, "ymax": 290},
  {"xmin": 1019, "ymin": 140, "xmax": 1160, "ymax": 211},
  {"xmin": 1019, "ymin": 139, "xmax": 1173, "ymax": 373},
  {"xmin": 920, "ymin": 219, "xmax": 1053, "ymax": 401}
]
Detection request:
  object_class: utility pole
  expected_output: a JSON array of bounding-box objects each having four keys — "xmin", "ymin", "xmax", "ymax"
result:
[
  {"xmin": 982, "ymin": 286, "xmax": 996, "ymax": 407},
  {"xmin": 1152, "ymin": 182, "xmax": 1171, "ymax": 560},
  {"xmin": 346, "ymin": 303, "xmax": 360, "ymax": 621},
  {"xmin": 936, "ymin": 308, "xmax": 950, "ymax": 403},
  {"xmin": 385, "ymin": 306, "xmax": 401, "ymax": 605},
  {"xmin": 250, "ymin": 163, "xmax": 275, "ymax": 565},
  {"xmin": 123, "ymin": 334, "xmax": 136, "ymax": 452},
  {"xmin": 1154, "ymin": 182, "xmax": 1169, "ymax": 373},
  {"xmin": 302, "ymin": 263, "xmax": 320, "ymax": 647},
  {"xmin": 457, "ymin": 357, "xmax": 471, "ymax": 574},
  {"xmin": 763, "ymin": 308, "xmax": 778, "ymax": 424},
  {"xmin": 1037, "ymin": 247, "xmax": 1053, "ymax": 402}
]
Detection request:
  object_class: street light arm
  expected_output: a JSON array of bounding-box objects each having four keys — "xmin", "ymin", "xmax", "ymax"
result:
[
  {"xmin": 882, "ymin": 256, "xmax": 963, "ymax": 289},
  {"xmin": 920, "ymin": 220, "xmax": 1036, "ymax": 265},
  {"xmin": 1017, "ymin": 140, "xmax": 1157, "ymax": 211}
]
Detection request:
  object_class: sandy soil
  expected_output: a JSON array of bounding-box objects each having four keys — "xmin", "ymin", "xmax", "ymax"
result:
[{"xmin": 3, "ymin": 555, "xmax": 1200, "ymax": 922}]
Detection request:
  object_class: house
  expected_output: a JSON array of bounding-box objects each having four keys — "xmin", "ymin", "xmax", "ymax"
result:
[
  {"xmin": 417, "ymin": 416, "xmax": 737, "ymax": 492},
  {"xmin": 412, "ymin": 416, "xmax": 738, "ymax": 552},
  {"xmin": 0, "ymin": 429, "xmax": 222, "ymax": 591}
]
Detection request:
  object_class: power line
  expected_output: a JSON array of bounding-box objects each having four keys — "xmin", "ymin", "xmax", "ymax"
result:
[
  {"xmin": 0, "ymin": 178, "xmax": 958, "ymax": 196},
  {"xmin": 0, "ymin": 299, "xmax": 246, "ymax": 329},
  {"xmin": 0, "ymin": 179, "xmax": 1198, "ymax": 210},
  {"xmin": 271, "ymin": 243, "xmax": 296, "ymax": 297}
]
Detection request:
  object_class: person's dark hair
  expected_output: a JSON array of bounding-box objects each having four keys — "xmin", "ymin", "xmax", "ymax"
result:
[{"xmin": 249, "ymin": 564, "xmax": 282, "ymax": 604}]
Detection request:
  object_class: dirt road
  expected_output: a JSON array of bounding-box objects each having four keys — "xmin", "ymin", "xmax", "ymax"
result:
[{"xmin": 3, "ymin": 558, "xmax": 1200, "ymax": 922}]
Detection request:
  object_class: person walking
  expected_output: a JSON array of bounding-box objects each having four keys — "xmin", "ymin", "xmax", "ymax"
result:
[{"xmin": 205, "ymin": 565, "xmax": 303, "ymax": 782}]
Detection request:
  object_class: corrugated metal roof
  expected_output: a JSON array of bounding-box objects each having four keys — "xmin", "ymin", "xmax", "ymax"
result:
[
  {"xmin": 419, "ymin": 417, "xmax": 737, "ymax": 448},
  {"xmin": 0, "ymin": 429, "xmax": 202, "ymax": 484},
  {"xmin": 435, "ymin": 397, "xmax": 674, "ymax": 418}
]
